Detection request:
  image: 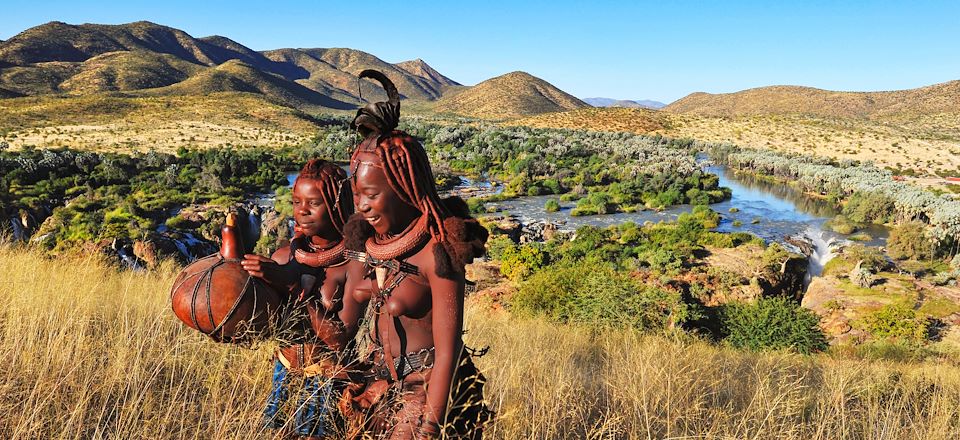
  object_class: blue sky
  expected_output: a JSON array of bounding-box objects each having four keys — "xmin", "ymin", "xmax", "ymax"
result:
[{"xmin": 2, "ymin": 0, "xmax": 958, "ymax": 103}]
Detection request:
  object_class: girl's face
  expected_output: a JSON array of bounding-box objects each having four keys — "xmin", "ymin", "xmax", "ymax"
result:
[
  {"xmin": 292, "ymin": 178, "xmax": 332, "ymax": 238},
  {"xmin": 352, "ymin": 153, "xmax": 421, "ymax": 236}
]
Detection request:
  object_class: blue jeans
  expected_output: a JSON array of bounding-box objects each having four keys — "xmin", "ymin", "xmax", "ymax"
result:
[{"xmin": 263, "ymin": 360, "xmax": 344, "ymax": 437}]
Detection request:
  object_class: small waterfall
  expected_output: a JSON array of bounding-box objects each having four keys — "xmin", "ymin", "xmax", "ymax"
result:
[
  {"xmin": 805, "ymin": 226, "xmax": 836, "ymax": 276},
  {"xmin": 115, "ymin": 246, "xmax": 144, "ymax": 271},
  {"xmin": 802, "ymin": 225, "xmax": 847, "ymax": 285},
  {"xmin": 248, "ymin": 210, "xmax": 261, "ymax": 235},
  {"xmin": 9, "ymin": 218, "xmax": 26, "ymax": 241},
  {"xmin": 183, "ymin": 233, "xmax": 202, "ymax": 246},
  {"xmin": 172, "ymin": 239, "xmax": 192, "ymax": 260}
]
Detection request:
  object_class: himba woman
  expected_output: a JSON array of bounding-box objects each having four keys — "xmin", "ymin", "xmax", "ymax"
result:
[
  {"xmin": 241, "ymin": 159, "xmax": 366, "ymax": 439},
  {"xmin": 339, "ymin": 70, "xmax": 492, "ymax": 439}
]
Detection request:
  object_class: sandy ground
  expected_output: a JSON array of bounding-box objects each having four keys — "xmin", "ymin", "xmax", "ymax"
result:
[{"xmin": 4, "ymin": 120, "xmax": 307, "ymax": 152}]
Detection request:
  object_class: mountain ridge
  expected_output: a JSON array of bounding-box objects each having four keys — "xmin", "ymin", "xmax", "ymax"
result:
[
  {"xmin": 432, "ymin": 71, "xmax": 590, "ymax": 119},
  {"xmin": 584, "ymin": 97, "xmax": 666, "ymax": 109},
  {"xmin": 0, "ymin": 21, "xmax": 464, "ymax": 110},
  {"xmin": 664, "ymin": 81, "xmax": 960, "ymax": 118}
]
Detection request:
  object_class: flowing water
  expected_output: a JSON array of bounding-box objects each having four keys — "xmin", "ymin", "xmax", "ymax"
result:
[{"xmin": 491, "ymin": 164, "xmax": 888, "ymax": 278}]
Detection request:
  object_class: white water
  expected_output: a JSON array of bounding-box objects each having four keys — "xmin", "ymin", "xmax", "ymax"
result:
[
  {"xmin": 248, "ymin": 210, "xmax": 261, "ymax": 235},
  {"xmin": 9, "ymin": 218, "xmax": 25, "ymax": 241},
  {"xmin": 803, "ymin": 225, "xmax": 847, "ymax": 280},
  {"xmin": 173, "ymin": 239, "xmax": 192, "ymax": 260}
]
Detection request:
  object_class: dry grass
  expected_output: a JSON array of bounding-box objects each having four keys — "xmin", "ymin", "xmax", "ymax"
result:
[
  {"xmin": 513, "ymin": 108, "xmax": 960, "ymax": 186},
  {"xmin": 0, "ymin": 93, "xmax": 322, "ymax": 152},
  {"xmin": 2, "ymin": 245, "xmax": 960, "ymax": 439}
]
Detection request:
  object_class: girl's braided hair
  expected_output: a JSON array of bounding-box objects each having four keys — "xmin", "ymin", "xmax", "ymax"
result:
[{"xmin": 295, "ymin": 159, "xmax": 352, "ymax": 236}]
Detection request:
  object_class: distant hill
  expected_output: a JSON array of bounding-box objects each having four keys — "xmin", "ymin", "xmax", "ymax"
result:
[
  {"xmin": 0, "ymin": 21, "xmax": 229, "ymax": 66},
  {"xmin": 59, "ymin": 51, "xmax": 205, "ymax": 94},
  {"xmin": 584, "ymin": 97, "xmax": 666, "ymax": 109},
  {"xmin": 260, "ymin": 47, "xmax": 452, "ymax": 102},
  {"xmin": 432, "ymin": 71, "xmax": 589, "ymax": 119},
  {"xmin": 138, "ymin": 59, "xmax": 355, "ymax": 109},
  {"xmin": 664, "ymin": 81, "xmax": 960, "ymax": 118},
  {"xmin": 0, "ymin": 21, "xmax": 465, "ymax": 109}
]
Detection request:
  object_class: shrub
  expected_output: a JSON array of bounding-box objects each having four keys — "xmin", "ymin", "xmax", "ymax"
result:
[
  {"xmin": 860, "ymin": 304, "xmax": 929, "ymax": 342},
  {"xmin": 512, "ymin": 261, "xmax": 697, "ymax": 330},
  {"xmin": 849, "ymin": 262, "xmax": 876, "ymax": 288},
  {"xmin": 827, "ymin": 214, "xmax": 858, "ymax": 234},
  {"xmin": 719, "ymin": 297, "xmax": 828, "ymax": 354},
  {"xmin": 887, "ymin": 222, "xmax": 933, "ymax": 260},
  {"xmin": 499, "ymin": 243, "xmax": 550, "ymax": 281},
  {"xmin": 486, "ymin": 235, "xmax": 515, "ymax": 261},
  {"xmin": 843, "ymin": 191, "xmax": 895, "ymax": 224},
  {"xmin": 544, "ymin": 199, "xmax": 560, "ymax": 213},
  {"xmin": 844, "ymin": 244, "xmax": 887, "ymax": 272}
]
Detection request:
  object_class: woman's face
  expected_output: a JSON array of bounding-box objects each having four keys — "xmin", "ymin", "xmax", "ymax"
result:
[
  {"xmin": 352, "ymin": 153, "xmax": 421, "ymax": 236},
  {"xmin": 292, "ymin": 177, "xmax": 332, "ymax": 238}
]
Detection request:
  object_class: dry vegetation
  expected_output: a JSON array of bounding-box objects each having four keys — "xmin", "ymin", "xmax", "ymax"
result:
[
  {"xmin": 0, "ymin": 93, "xmax": 323, "ymax": 152},
  {"xmin": 513, "ymin": 108, "xmax": 960, "ymax": 182},
  {"xmin": 2, "ymin": 246, "xmax": 960, "ymax": 439}
]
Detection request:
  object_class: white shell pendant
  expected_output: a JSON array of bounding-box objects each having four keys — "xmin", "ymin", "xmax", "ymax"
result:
[{"xmin": 375, "ymin": 267, "xmax": 388, "ymax": 289}]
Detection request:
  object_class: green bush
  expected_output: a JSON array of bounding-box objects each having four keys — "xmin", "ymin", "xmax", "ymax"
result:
[
  {"xmin": 887, "ymin": 222, "xmax": 933, "ymax": 260},
  {"xmin": 719, "ymin": 297, "xmax": 828, "ymax": 354},
  {"xmin": 544, "ymin": 199, "xmax": 560, "ymax": 213},
  {"xmin": 827, "ymin": 214, "xmax": 858, "ymax": 234},
  {"xmin": 842, "ymin": 191, "xmax": 895, "ymax": 224},
  {"xmin": 860, "ymin": 304, "xmax": 929, "ymax": 342},
  {"xmin": 512, "ymin": 261, "xmax": 698, "ymax": 330},
  {"xmin": 843, "ymin": 244, "xmax": 887, "ymax": 272},
  {"xmin": 499, "ymin": 243, "xmax": 550, "ymax": 281},
  {"xmin": 486, "ymin": 235, "xmax": 515, "ymax": 261}
]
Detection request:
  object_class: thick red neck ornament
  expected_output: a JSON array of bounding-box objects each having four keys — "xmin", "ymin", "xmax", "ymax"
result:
[
  {"xmin": 294, "ymin": 240, "xmax": 346, "ymax": 268},
  {"xmin": 365, "ymin": 215, "xmax": 430, "ymax": 261}
]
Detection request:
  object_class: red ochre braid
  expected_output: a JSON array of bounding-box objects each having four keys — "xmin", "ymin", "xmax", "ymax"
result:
[
  {"xmin": 295, "ymin": 159, "xmax": 353, "ymax": 235},
  {"xmin": 352, "ymin": 132, "xmax": 450, "ymax": 244}
]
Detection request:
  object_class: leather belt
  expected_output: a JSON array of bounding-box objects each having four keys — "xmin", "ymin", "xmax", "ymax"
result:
[{"xmin": 371, "ymin": 347, "xmax": 436, "ymax": 380}]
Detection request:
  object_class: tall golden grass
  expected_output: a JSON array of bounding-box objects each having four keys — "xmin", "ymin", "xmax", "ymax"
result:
[{"xmin": 2, "ymin": 245, "xmax": 959, "ymax": 439}]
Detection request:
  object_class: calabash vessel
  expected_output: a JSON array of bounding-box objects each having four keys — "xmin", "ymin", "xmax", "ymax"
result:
[{"xmin": 170, "ymin": 213, "xmax": 281, "ymax": 343}]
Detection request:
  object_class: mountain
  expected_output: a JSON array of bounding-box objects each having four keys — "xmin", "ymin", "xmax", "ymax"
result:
[
  {"xmin": 395, "ymin": 58, "xmax": 460, "ymax": 88},
  {"xmin": 259, "ymin": 47, "xmax": 452, "ymax": 102},
  {"xmin": 0, "ymin": 21, "xmax": 228, "ymax": 66},
  {"xmin": 58, "ymin": 51, "xmax": 205, "ymax": 93},
  {"xmin": 285, "ymin": 48, "xmax": 452, "ymax": 100},
  {"xmin": 0, "ymin": 21, "xmax": 462, "ymax": 108},
  {"xmin": 0, "ymin": 21, "xmax": 603, "ymax": 120},
  {"xmin": 664, "ymin": 81, "xmax": 960, "ymax": 118},
  {"xmin": 138, "ymin": 59, "xmax": 354, "ymax": 109},
  {"xmin": 432, "ymin": 71, "xmax": 589, "ymax": 119},
  {"xmin": 584, "ymin": 97, "xmax": 666, "ymax": 109}
]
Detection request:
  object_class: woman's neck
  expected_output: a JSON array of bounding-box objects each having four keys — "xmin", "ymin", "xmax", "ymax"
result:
[{"xmin": 309, "ymin": 231, "xmax": 341, "ymax": 249}]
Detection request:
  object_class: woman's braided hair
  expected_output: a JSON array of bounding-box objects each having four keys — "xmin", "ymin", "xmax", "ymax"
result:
[
  {"xmin": 295, "ymin": 159, "xmax": 352, "ymax": 235},
  {"xmin": 346, "ymin": 70, "xmax": 487, "ymax": 278}
]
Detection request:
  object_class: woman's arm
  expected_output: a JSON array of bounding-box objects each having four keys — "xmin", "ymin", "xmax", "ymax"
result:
[{"xmin": 422, "ymin": 258, "xmax": 466, "ymax": 435}]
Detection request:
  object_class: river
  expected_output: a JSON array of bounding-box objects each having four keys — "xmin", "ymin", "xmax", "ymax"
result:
[{"xmin": 488, "ymin": 164, "xmax": 888, "ymax": 278}]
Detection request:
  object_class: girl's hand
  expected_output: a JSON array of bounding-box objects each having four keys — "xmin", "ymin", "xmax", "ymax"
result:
[{"xmin": 240, "ymin": 254, "xmax": 280, "ymax": 281}]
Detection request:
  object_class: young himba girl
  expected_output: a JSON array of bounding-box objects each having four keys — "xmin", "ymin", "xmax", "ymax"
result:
[{"xmin": 241, "ymin": 159, "xmax": 365, "ymax": 439}]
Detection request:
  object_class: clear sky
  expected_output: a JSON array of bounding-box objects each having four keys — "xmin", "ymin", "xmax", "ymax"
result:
[{"xmin": 2, "ymin": 0, "xmax": 958, "ymax": 103}]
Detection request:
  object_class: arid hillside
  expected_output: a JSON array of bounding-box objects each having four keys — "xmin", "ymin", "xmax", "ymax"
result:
[{"xmin": 432, "ymin": 71, "xmax": 590, "ymax": 119}]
